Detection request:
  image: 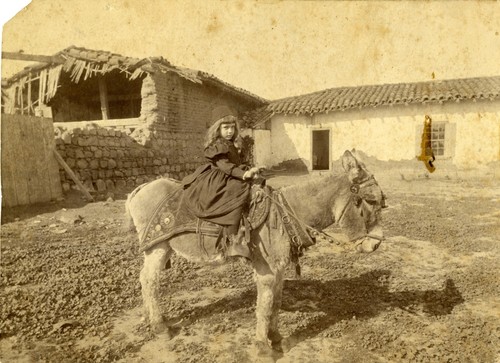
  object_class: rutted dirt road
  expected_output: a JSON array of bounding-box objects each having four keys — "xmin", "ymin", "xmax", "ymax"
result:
[{"xmin": 1, "ymin": 170, "xmax": 499, "ymax": 362}]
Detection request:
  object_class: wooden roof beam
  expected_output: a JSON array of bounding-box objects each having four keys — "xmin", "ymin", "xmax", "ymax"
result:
[{"xmin": 2, "ymin": 51, "xmax": 65, "ymax": 64}]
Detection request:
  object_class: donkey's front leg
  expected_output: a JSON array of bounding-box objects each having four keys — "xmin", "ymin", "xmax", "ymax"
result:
[
  {"xmin": 268, "ymin": 270, "xmax": 285, "ymax": 350},
  {"xmin": 254, "ymin": 266, "xmax": 284, "ymax": 355},
  {"xmin": 140, "ymin": 242, "xmax": 172, "ymax": 335}
]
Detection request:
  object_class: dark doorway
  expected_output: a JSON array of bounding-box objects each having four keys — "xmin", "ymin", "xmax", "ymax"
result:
[{"xmin": 312, "ymin": 129, "xmax": 330, "ymax": 170}]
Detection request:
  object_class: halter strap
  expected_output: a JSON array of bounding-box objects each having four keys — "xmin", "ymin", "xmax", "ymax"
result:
[
  {"xmin": 337, "ymin": 175, "xmax": 376, "ymax": 223},
  {"xmin": 336, "ymin": 175, "xmax": 385, "ymax": 244}
]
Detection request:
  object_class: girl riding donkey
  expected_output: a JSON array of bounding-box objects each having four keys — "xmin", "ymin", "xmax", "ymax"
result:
[{"xmin": 181, "ymin": 106, "xmax": 262, "ymax": 259}]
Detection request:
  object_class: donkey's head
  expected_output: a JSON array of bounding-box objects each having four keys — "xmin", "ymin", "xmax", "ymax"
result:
[{"xmin": 335, "ymin": 150, "xmax": 387, "ymax": 253}]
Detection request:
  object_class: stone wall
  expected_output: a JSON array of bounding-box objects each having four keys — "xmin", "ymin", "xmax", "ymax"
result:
[{"xmin": 54, "ymin": 123, "xmax": 201, "ymax": 194}]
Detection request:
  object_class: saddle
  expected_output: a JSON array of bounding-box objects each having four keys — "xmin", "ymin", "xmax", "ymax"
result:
[
  {"xmin": 139, "ymin": 181, "xmax": 315, "ymax": 275},
  {"xmin": 139, "ymin": 184, "xmax": 272, "ymax": 252}
]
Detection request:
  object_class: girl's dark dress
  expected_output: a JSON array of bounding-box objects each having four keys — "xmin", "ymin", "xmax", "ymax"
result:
[{"xmin": 181, "ymin": 138, "xmax": 250, "ymax": 226}]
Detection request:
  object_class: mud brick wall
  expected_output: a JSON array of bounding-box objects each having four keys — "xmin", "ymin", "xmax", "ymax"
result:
[
  {"xmin": 138, "ymin": 72, "xmax": 259, "ymax": 175},
  {"xmin": 148, "ymin": 72, "xmax": 252, "ymax": 133}
]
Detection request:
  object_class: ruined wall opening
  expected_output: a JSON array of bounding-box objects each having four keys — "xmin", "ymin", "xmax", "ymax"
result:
[{"xmin": 49, "ymin": 70, "xmax": 144, "ymax": 122}]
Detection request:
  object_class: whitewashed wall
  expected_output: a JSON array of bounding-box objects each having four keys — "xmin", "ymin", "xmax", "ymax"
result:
[
  {"xmin": 241, "ymin": 128, "xmax": 273, "ymax": 167},
  {"xmin": 453, "ymin": 107, "xmax": 500, "ymax": 168},
  {"xmin": 253, "ymin": 129, "xmax": 273, "ymax": 167},
  {"xmin": 270, "ymin": 114, "xmax": 312, "ymax": 168},
  {"xmin": 268, "ymin": 99, "xmax": 500, "ymax": 169}
]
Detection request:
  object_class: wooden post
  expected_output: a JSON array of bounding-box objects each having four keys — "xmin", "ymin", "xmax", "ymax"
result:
[
  {"xmin": 39, "ymin": 71, "xmax": 43, "ymax": 106},
  {"xmin": 40, "ymin": 69, "xmax": 47, "ymax": 105},
  {"xmin": 53, "ymin": 149, "xmax": 94, "ymax": 201},
  {"xmin": 20, "ymin": 83, "xmax": 24, "ymax": 115},
  {"xmin": 27, "ymin": 72, "xmax": 32, "ymax": 115},
  {"xmin": 98, "ymin": 76, "xmax": 110, "ymax": 120}
]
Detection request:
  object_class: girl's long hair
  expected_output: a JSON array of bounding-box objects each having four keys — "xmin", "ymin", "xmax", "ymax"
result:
[{"xmin": 204, "ymin": 116, "xmax": 243, "ymax": 150}]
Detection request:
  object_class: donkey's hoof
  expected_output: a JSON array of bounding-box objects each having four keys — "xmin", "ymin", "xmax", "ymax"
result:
[
  {"xmin": 275, "ymin": 337, "xmax": 293, "ymax": 353},
  {"xmin": 270, "ymin": 337, "xmax": 293, "ymax": 353},
  {"xmin": 151, "ymin": 321, "xmax": 172, "ymax": 338},
  {"xmin": 268, "ymin": 331, "xmax": 285, "ymax": 352},
  {"xmin": 268, "ymin": 331, "xmax": 283, "ymax": 343},
  {"xmin": 255, "ymin": 340, "xmax": 274, "ymax": 357}
]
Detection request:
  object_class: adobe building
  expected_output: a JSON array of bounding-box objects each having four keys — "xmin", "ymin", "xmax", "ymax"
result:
[
  {"xmin": 1, "ymin": 46, "xmax": 267, "ymax": 192},
  {"xmin": 246, "ymin": 76, "xmax": 500, "ymax": 174}
]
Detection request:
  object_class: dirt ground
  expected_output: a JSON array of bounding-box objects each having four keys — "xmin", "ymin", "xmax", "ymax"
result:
[{"xmin": 1, "ymin": 166, "xmax": 499, "ymax": 363}]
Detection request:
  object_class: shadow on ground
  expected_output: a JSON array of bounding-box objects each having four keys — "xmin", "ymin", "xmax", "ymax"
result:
[
  {"xmin": 1, "ymin": 188, "xmax": 132, "ymax": 224},
  {"xmin": 277, "ymin": 269, "xmax": 464, "ymax": 352},
  {"xmin": 160, "ymin": 269, "xmax": 463, "ymax": 354}
]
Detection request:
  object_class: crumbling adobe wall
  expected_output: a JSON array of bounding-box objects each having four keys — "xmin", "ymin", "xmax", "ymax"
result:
[
  {"xmin": 133, "ymin": 73, "xmax": 206, "ymax": 179},
  {"xmin": 149, "ymin": 71, "xmax": 253, "ymax": 133},
  {"xmin": 139, "ymin": 72, "xmax": 260, "ymax": 175}
]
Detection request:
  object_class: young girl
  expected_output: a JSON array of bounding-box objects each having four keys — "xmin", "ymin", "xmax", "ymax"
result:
[{"xmin": 181, "ymin": 107, "xmax": 260, "ymax": 258}]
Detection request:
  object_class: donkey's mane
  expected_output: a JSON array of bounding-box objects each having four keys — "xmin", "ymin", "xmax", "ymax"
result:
[{"xmin": 280, "ymin": 172, "xmax": 350, "ymax": 229}]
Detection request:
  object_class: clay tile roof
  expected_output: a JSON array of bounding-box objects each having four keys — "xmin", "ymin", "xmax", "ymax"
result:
[
  {"xmin": 266, "ymin": 76, "xmax": 500, "ymax": 116},
  {"xmin": 240, "ymin": 106, "xmax": 273, "ymax": 128}
]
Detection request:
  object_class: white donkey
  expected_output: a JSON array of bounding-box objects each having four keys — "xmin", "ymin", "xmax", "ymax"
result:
[{"xmin": 125, "ymin": 150, "xmax": 386, "ymax": 356}]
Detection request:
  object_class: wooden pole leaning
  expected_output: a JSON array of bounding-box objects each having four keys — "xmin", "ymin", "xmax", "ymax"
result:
[{"xmin": 53, "ymin": 149, "xmax": 94, "ymax": 202}]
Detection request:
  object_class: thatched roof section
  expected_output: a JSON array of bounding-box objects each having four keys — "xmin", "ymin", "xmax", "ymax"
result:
[{"xmin": 3, "ymin": 45, "xmax": 267, "ymax": 105}]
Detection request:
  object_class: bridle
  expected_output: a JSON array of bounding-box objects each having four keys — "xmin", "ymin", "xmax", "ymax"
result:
[
  {"xmin": 337, "ymin": 174, "xmax": 379, "ymax": 221},
  {"xmin": 337, "ymin": 174, "xmax": 386, "ymax": 245},
  {"xmin": 255, "ymin": 173, "xmax": 385, "ymax": 247}
]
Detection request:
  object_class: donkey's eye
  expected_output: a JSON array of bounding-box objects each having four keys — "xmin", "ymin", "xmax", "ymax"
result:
[{"xmin": 354, "ymin": 196, "xmax": 362, "ymax": 207}]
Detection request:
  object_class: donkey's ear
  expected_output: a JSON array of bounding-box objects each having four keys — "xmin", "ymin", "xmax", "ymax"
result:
[{"xmin": 342, "ymin": 150, "xmax": 359, "ymax": 172}]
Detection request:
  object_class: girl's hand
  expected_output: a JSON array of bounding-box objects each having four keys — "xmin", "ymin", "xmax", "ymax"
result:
[{"xmin": 243, "ymin": 167, "xmax": 262, "ymax": 180}]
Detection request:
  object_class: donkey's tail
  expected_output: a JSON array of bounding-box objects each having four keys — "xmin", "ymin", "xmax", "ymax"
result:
[{"xmin": 124, "ymin": 182, "xmax": 148, "ymax": 232}]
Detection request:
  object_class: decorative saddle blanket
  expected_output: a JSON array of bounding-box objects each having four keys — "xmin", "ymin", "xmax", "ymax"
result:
[
  {"xmin": 139, "ymin": 181, "xmax": 316, "ymax": 265},
  {"xmin": 139, "ymin": 184, "xmax": 273, "ymax": 252}
]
